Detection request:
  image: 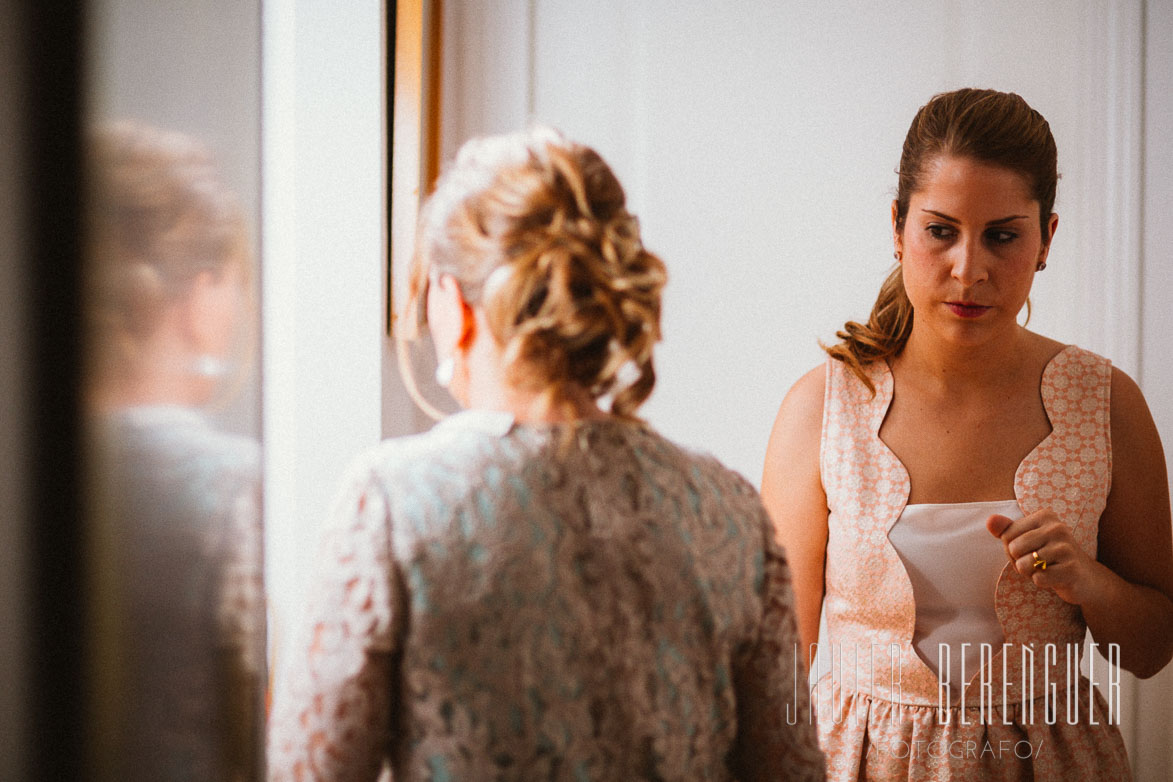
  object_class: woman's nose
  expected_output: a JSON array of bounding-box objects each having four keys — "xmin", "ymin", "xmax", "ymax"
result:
[{"xmin": 949, "ymin": 238, "xmax": 988, "ymax": 287}]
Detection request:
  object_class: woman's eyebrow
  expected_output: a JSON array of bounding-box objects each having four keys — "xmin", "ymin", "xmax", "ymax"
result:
[
  {"xmin": 921, "ymin": 209, "xmax": 1030, "ymax": 226},
  {"xmin": 986, "ymin": 214, "xmax": 1031, "ymax": 226},
  {"xmin": 922, "ymin": 209, "xmax": 959, "ymax": 223}
]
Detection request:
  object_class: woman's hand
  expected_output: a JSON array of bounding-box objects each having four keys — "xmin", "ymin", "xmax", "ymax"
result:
[{"xmin": 987, "ymin": 510, "xmax": 1109, "ymax": 606}]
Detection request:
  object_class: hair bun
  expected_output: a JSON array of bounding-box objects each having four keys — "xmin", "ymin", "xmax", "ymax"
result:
[{"xmin": 410, "ymin": 127, "xmax": 667, "ymax": 419}]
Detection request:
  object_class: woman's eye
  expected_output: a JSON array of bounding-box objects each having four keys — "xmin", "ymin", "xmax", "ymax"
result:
[
  {"xmin": 926, "ymin": 224, "xmax": 955, "ymax": 240},
  {"xmin": 986, "ymin": 230, "xmax": 1018, "ymax": 244}
]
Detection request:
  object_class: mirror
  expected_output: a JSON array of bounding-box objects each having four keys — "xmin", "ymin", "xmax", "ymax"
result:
[{"xmin": 82, "ymin": 2, "xmax": 265, "ymax": 778}]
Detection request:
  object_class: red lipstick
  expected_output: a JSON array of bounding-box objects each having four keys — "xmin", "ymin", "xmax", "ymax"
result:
[{"xmin": 945, "ymin": 301, "xmax": 991, "ymax": 319}]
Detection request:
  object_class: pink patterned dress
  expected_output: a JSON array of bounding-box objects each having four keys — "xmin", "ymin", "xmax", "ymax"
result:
[{"xmin": 816, "ymin": 345, "xmax": 1131, "ymax": 780}]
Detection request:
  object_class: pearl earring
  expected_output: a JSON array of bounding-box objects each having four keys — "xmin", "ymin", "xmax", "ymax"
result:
[
  {"xmin": 434, "ymin": 357, "xmax": 455, "ymax": 388},
  {"xmin": 191, "ymin": 355, "xmax": 231, "ymax": 378},
  {"xmin": 1036, "ymin": 261, "xmax": 1047, "ymax": 272}
]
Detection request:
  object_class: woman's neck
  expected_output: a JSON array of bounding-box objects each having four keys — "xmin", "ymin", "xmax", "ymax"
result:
[
  {"xmin": 89, "ymin": 366, "xmax": 214, "ymax": 413},
  {"xmin": 895, "ymin": 323, "xmax": 1035, "ymax": 395},
  {"xmin": 468, "ymin": 381, "xmax": 609, "ymax": 424},
  {"xmin": 461, "ymin": 327, "xmax": 610, "ymax": 424}
]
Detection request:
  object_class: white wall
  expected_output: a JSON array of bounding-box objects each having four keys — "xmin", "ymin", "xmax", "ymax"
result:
[
  {"xmin": 442, "ymin": 0, "xmax": 1135, "ymax": 480},
  {"xmin": 262, "ymin": 0, "xmax": 388, "ymax": 668},
  {"xmin": 436, "ymin": 0, "xmax": 1169, "ymax": 774}
]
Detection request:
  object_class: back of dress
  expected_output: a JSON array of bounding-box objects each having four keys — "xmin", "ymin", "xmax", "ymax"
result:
[{"xmin": 270, "ymin": 410, "xmax": 823, "ymax": 781}]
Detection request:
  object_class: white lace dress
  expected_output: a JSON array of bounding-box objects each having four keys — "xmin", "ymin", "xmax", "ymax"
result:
[{"xmin": 268, "ymin": 410, "xmax": 823, "ymax": 781}]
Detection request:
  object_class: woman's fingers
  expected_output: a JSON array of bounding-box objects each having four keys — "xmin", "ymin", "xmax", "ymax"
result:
[
  {"xmin": 990, "ymin": 511, "xmax": 1071, "ymax": 572},
  {"xmin": 988, "ymin": 511, "xmax": 1044, "ymax": 564},
  {"xmin": 1006, "ymin": 525, "xmax": 1054, "ymax": 560},
  {"xmin": 987, "ymin": 511, "xmax": 1043, "ymax": 543},
  {"xmin": 987, "ymin": 513, "xmax": 1018, "ymax": 563},
  {"xmin": 1015, "ymin": 547, "xmax": 1054, "ymax": 579},
  {"xmin": 986, "ymin": 513, "xmax": 1015, "ymax": 539},
  {"xmin": 988, "ymin": 509, "xmax": 1093, "ymax": 605}
]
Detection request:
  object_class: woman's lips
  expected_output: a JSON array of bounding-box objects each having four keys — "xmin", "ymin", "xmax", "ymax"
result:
[{"xmin": 945, "ymin": 301, "xmax": 992, "ymax": 318}]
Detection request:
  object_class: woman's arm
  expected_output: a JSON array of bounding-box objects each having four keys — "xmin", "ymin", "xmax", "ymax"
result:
[
  {"xmin": 988, "ymin": 368, "xmax": 1173, "ymax": 678},
  {"xmin": 1083, "ymin": 368, "xmax": 1173, "ymax": 676},
  {"xmin": 268, "ymin": 465, "xmax": 400, "ymax": 781},
  {"xmin": 760, "ymin": 365, "xmax": 830, "ymax": 661}
]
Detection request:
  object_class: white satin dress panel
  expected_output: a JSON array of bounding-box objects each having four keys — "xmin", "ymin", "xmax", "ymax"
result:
[{"xmin": 888, "ymin": 499, "xmax": 1023, "ymax": 697}]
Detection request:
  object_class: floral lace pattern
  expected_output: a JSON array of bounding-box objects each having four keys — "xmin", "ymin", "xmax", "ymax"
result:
[
  {"xmin": 269, "ymin": 411, "xmax": 824, "ymax": 781},
  {"xmin": 816, "ymin": 347, "xmax": 1130, "ymax": 781}
]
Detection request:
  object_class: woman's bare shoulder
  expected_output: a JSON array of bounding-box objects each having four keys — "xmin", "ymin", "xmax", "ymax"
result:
[
  {"xmin": 775, "ymin": 364, "xmax": 826, "ymax": 429},
  {"xmin": 763, "ymin": 364, "xmax": 827, "ymax": 489},
  {"xmin": 1018, "ymin": 330, "xmax": 1068, "ymax": 367},
  {"xmin": 1109, "ymin": 365, "xmax": 1162, "ymax": 451}
]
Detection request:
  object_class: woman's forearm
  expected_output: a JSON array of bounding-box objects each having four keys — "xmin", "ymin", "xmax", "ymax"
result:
[{"xmin": 1081, "ymin": 560, "xmax": 1173, "ymax": 678}]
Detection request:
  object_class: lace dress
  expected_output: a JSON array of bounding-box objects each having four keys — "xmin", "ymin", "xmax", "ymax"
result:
[
  {"xmin": 94, "ymin": 406, "xmax": 265, "ymax": 781},
  {"xmin": 268, "ymin": 410, "xmax": 824, "ymax": 781},
  {"xmin": 815, "ymin": 346, "xmax": 1131, "ymax": 781}
]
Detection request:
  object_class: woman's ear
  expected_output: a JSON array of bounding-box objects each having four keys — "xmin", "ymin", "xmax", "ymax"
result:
[
  {"xmin": 430, "ymin": 274, "xmax": 478, "ymax": 353},
  {"xmin": 457, "ymin": 299, "xmax": 477, "ymax": 351},
  {"xmin": 182, "ymin": 268, "xmax": 241, "ymax": 355},
  {"xmin": 1040, "ymin": 212, "xmax": 1059, "ymax": 258},
  {"xmin": 891, "ymin": 200, "xmax": 904, "ymax": 261}
]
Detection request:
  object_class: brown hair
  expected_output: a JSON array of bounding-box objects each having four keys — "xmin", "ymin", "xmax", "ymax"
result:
[
  {"xmin": 86, "ymin": 120, "xmax": 251, "ymax": 377},
  {"xmin": 825, "ymin": 88, "xmax": 1058, "ymax": 391},
  {"xmin": 398, "ymin": 126, "xmax": 667, "ymax": 421}
]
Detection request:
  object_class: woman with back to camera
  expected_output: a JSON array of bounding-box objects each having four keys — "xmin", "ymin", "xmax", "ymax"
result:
[
  {"xmin": 86, "ymin": 121, "xmax": 264, "ymax": 781},
  {"xmin": 762, "ymin": 88, "xmax": 1173, "ymax": 780},
  {"xmin": 268, "ymin": 126, "xmax": 825, "ymax": 781}
]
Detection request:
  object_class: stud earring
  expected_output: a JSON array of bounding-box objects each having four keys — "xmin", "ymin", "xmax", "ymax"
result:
[
  {"xmin": 894, "ymin": 250, "xmax": 903, "ymax": 262},
  {"xmin": 1036, "ymin": 260, "xmax": 1047, "ymax": 272}
]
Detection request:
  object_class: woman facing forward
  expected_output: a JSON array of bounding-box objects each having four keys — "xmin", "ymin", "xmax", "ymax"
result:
[
  {"xmin": 269, "ymin": 127, "xmax": 824, "ymax": 781},
  {"xmin": 762, "ymin": 88, "xmax": 1173, "ymax": 780}
]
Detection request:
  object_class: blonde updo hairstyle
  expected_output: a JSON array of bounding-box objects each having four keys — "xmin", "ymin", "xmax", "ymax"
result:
[
  {"xmin": 86, "ymin": 120, "xmax": 252, "ymax": 382},
  {"xmin": 825, "ymin": 88, "xmax": 1058, "ymax": 392},
  {"xmin": 398, "ymin": 127, "xmax": 666, "ymax": 422}
]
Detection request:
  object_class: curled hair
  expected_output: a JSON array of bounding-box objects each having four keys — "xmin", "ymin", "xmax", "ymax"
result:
[
  {"xmin": 826, "ymin": 88, "xmax": 1058, "ymax": 391},
  {"xmin": 398, "ymin": 126, "xmax": 666, "ymax": 421},
  {"xmin": 86, "ymin": 120, "xmax": 251, "ymax": 377}
]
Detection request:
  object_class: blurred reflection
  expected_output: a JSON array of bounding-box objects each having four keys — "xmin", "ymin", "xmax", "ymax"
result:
[{"xmin": 84, "ymin": 121, "xmax": 264, "ymax": 781}]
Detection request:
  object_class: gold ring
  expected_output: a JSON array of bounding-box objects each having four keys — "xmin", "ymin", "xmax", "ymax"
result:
[{"xmin": 1032, "ymin": 551, "xmax": 1047, "ymax": 571}]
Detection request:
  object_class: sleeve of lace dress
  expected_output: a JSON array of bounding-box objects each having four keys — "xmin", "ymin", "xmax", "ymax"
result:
[
  {"xmin": 268, "ymin": 463, "xmax": 400, "ymax": 782},
  {"xmin": 728, "ymin": 515, "xmax": 826, "ymax": 782},
  {"xmin": 218, "ymin": 483, "xmax": 266, "ymax": 781}
]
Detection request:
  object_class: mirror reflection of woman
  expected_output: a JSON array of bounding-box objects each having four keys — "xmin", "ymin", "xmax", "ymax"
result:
[
  {"xmin": 762, "ymin": 89, "xmax": 1172, "ymax": 780},
  {"xmin": 86, "ymin": 121, "xmax": 264, "ymax": 782},
  {"xmin": 268, "ymin": 127, "xmax": 825, "ymax": 781}
]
